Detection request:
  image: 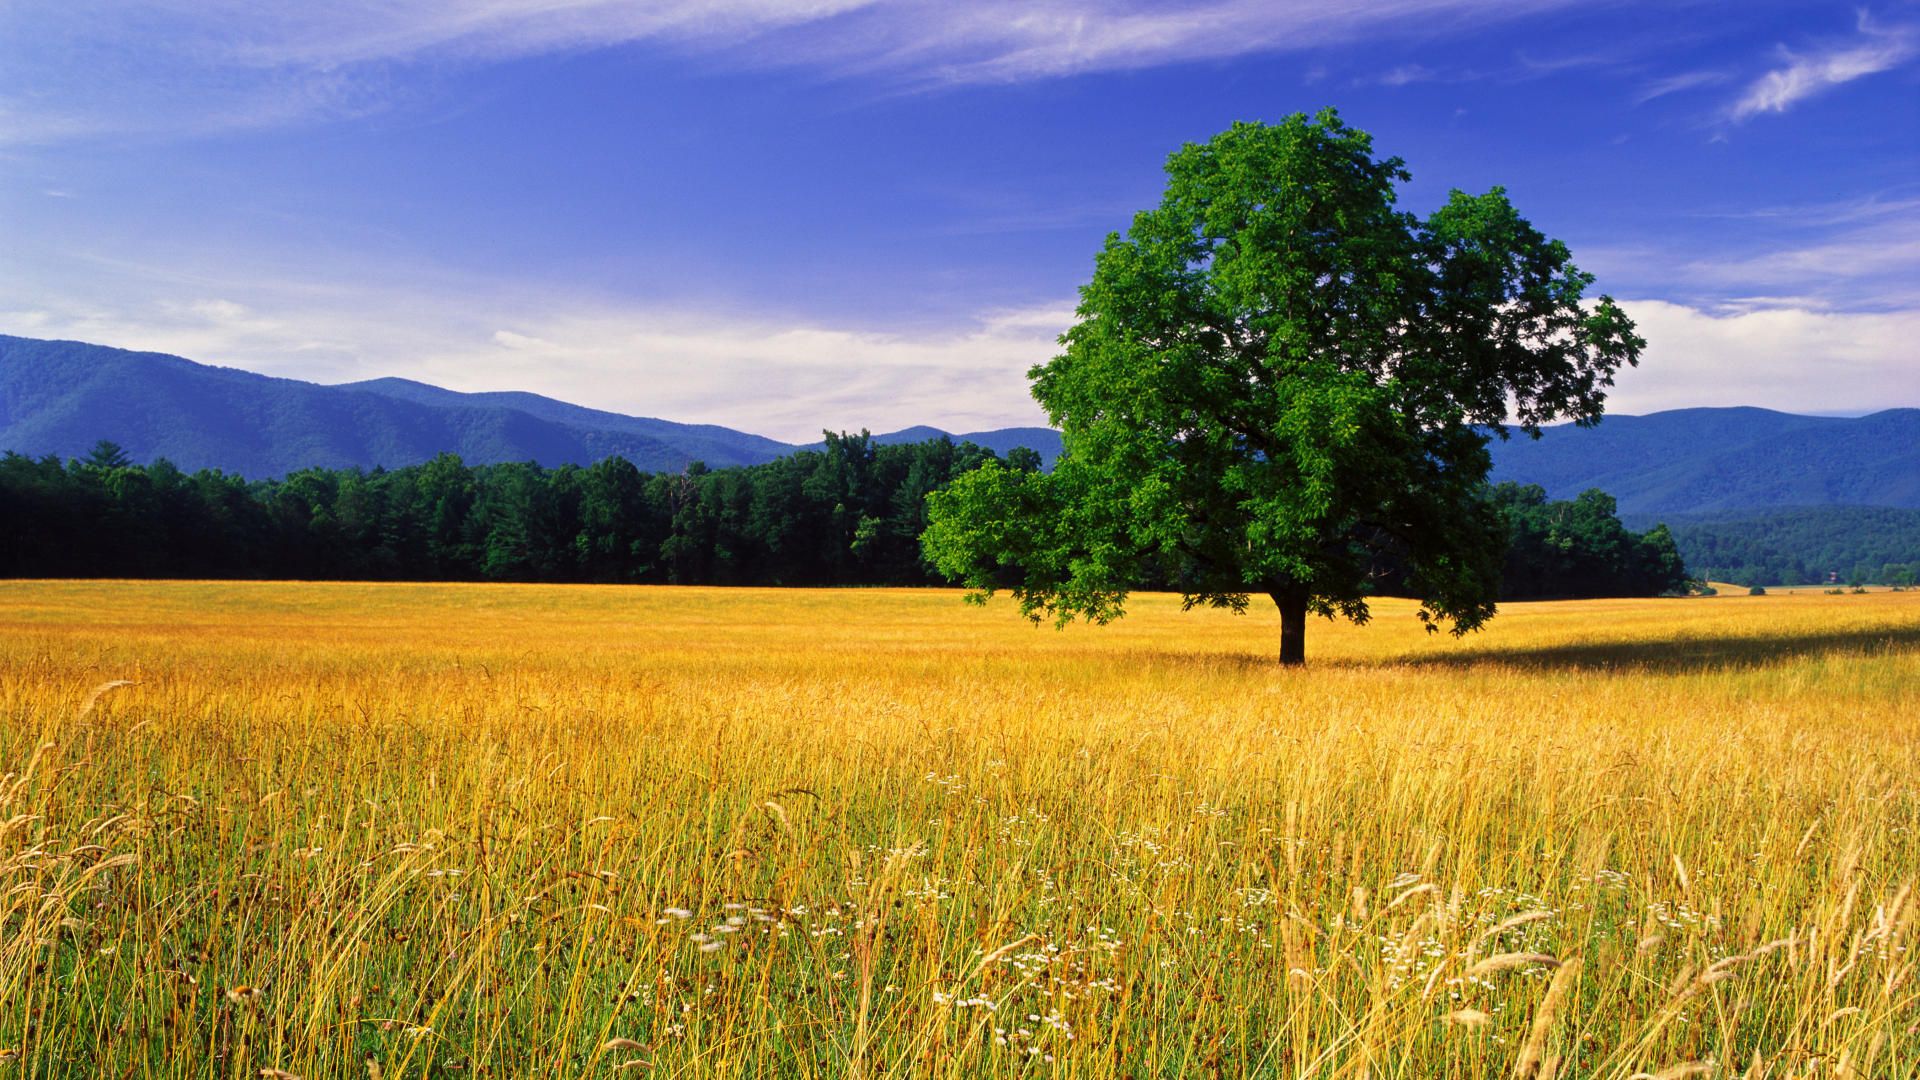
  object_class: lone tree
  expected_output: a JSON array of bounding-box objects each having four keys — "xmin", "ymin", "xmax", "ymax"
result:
[{"xmin": 922, "ymin": 110, "xmax": 1643, "ymax": 665}]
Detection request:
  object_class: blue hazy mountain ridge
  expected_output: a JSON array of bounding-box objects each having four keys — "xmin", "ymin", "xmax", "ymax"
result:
[
  {"xmin": 336, "ymin": 376, "xmax": 795, "ymax": 467},
  {"xmin": 3, "ymin": 336, "xmax": 1915, "ymax": 519},
  {"xmin": 1487, "ymin": 407, "xmax": 1920, "ymax": 514},
  {"xmin": 0, "ymin": 335, "xmax": 1063, "ymax": 475},
  {"xmin": 798, "ymin": 426, "xmax": 1065, "ymax": 464},
  {"xmin": 0, "ymin": 336, "xmax": 737, "ymax": 475}
]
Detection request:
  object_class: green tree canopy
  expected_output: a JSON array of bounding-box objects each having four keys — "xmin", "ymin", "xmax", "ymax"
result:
[
  {"xmin": 82, "ymin": 440, "xmax": 133, "ymax": 471},
  {"xmin": 923, "ymin": 110, "xmax": 1643, "ymax": 664},
  {"xmin": 1489, "ymin": 484, "xmax": 1689, "ymax": 599}
]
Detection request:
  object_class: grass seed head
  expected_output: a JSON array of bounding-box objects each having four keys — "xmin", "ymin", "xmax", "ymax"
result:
[
  {"xmin": 77, "ymin": 679, "xmax": 133, "ymax": 719},
  {"xmin": 1446, "ymin": 1009, "xmax": 1493, "ymax": 1028},
  {"xmin": 1513, "ymin": 958, "xmax": 1581, "ymax": 1079},
  {"xmin": 1628, "ymin": 1065, "xmax": 1716, "ymax": 1080},
  {"xmin": 1465, "ymin": 952, "xmax": 1561, "ymax": 978}
]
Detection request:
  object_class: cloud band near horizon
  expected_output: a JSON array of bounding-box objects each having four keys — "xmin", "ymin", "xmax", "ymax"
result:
[{"xmin": 4, "ymin": 286, "xmax": 1913, "ymax": 442}]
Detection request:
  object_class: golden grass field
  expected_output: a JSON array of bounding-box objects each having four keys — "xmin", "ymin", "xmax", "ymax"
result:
[{"xmin": 0, "ymin": 581, "xmax": 1915, "ymax": 1078}]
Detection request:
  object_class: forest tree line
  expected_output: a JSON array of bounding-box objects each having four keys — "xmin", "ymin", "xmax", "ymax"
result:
[
  {"xmin": 2, "ymin": 437, "xmax": 1689, "ymax": 598},
  {"xmin": 1652, "ymin": 505, "xmax": 1920, "ymax": 588}
]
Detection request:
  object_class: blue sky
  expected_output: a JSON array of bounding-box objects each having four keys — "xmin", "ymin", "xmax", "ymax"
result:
[{"xmin": 2, "ymin": 1, "xmax": 1916, "ymax": 441}]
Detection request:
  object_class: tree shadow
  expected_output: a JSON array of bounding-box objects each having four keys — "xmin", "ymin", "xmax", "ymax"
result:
[
  {"xmin": 1398, "ymin": 623, "xmax": 1920, "ymax": 675},
  {"xmin": 1149, "ymin": 623, "xmax": 1920, "ymax": 676}
]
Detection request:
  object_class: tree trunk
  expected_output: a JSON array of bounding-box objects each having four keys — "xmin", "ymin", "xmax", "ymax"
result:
[{"xmin": 1273, "ymin": 589, "xmax": 1307, "ymax": 667}]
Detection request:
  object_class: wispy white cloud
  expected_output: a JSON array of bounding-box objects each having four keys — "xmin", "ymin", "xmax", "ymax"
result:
[
  {"xmin": 1631, "ymin": 69, "xmax": 1728, "ymax": 104},
  {"xmin": 1686, "ymin": 200, "xmax": 1920, "ymax": 312},
  {"xmin": 1711, "ymin": 191, "xmax": 1920, "ymax": 228},
  {"xmin": 1681, "ymin": 233, "xmax": 1920, "ymax": 294},
  {"xmin": 0, "ymin": 0, "xmax": 1591, "ymax": 144},
  {"xmin": 1577, "ymin": 192, "xmax": 1920, "ymax": 312},
  {"xmin": 1510, "ymin": 48, "xmax": 1633, "ymax": 76},
  {"xmin": 12, "ymin": 277, "xmax": 1913, "ymax": 435},
  {"xmin": 1727, "ymin": 16, "xmax": 1917, "ymax": 121},
  {"xmin": 6, "ymin": 219, "xmax": 1915, "ymax": 433},
  {"xmin": 0, "ymin": 248, "xmax": 1066, "ymax": 440},
  {"xmin": 1607, "ymin": 299, "xmax": 1920, "ymax": 415},
  {"xmin": 189, "ymin": 0, "xmax": 882, "ymax": 68},
  {"xmin": 438, "ymin": 304, "xmax": 1071, "ymax": 438},
  {"xmin": 1373, "ymin": 64, "xmax": 1442, "ymax": 87}
]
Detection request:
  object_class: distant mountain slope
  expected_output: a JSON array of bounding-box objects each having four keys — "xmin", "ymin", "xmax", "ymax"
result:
[
  {"xmin": 0, "ymin": 335, "xmax": 1070, "ymax": 476},
  {"xmin": 3, "ymin": 335, "xmax": 1913, "ymax": 511},
  {"xmin": 923, "ymin": 426, "xmax": 1062, "ymax": 466},
  {"xmin": 812, "ymin": 425, "xmax": 1064, "ymax": 468},
  {"xmin": 340, "ymin": 376, "xmax": 793, "ymax": 467},
  {"xmin": 0, "ymin": 336, "xmax": 792, "ymax": 475},
  {"xmin": 1488, "ymin": 407, "xmax": 1920, "ymax": 516}
]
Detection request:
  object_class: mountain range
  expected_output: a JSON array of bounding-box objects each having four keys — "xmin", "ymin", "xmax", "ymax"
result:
[
  {"xmin": 1487, "ymin": 407, "xmax": 1920, "ymax": 517},
  {"xmin": 4, "ymin": 334, "xmax": 1916, "ymax": 519},
  {"xmin": 0, "ymin": 335, "xmax": 1058, "ymax": 476}
]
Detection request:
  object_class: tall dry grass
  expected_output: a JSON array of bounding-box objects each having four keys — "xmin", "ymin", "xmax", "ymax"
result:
[{"xmin": 0, "ymin": 581, "xmax": 1913, "ymax": 1077}]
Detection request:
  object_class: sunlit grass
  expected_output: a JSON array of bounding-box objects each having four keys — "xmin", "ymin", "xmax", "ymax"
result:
[{"xmin": 0, "ymin": 581, "xmax": 1914, "ymax": 1077}]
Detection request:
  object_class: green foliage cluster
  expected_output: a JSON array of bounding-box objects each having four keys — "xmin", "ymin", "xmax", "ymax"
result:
[
  {"xmin": 1653, "ymin": 506, "xmax": 1920, "ymax": 587},
  {"xmin": 0, "ymin": 436, "xmax": 1012, "ymax": 585},
  {"xmin": 1489, "ymin": 484, "xmax": 1690, "ymax": 600}
]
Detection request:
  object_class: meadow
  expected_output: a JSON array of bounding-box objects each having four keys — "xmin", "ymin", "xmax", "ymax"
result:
[{"xmin": 0, "ymin": 581, "xmax": 1914, "ymax": 1078}]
